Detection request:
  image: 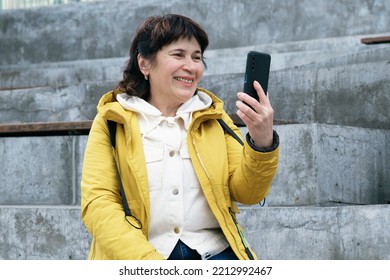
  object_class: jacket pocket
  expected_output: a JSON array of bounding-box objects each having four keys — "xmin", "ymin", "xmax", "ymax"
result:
[{"xmin": 143, "ymin": 144, "xmax": 164, "ymax": 191}]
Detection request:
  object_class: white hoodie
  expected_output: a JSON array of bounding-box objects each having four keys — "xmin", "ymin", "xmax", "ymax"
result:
[{"xmin": 116, "ymin": 90, "xmax": 229, "ymax": 259}]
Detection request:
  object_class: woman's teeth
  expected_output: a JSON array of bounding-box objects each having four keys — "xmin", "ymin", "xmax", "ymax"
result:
[{"xmin": 175, "ymin": 77, "xmax": 193, "ymax": 83}]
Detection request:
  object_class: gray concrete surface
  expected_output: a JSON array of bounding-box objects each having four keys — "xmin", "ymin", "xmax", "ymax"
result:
[
  {"xmin": 0, "ymin": 57, "xmax": 124, "ymax": 89},
  {"xmin": 0, "ymin": 82, "xmax": 113, "ymax": 123},
  {"xmin": 238, "ymin": 205, "xmax": 390, "ymax": 260},
  {"xmin": 1, "ymin": 0, "xmax": 389, "ymax": 65},
  {"xmin": 1, "ymin": 33, "xmax": 389, "ymax": 89},
  {"xmin": 1, "ymin": 124, "xmax": 388, "ymax": 206},
  {"xmin": 249, "ymin": 124, "xmax": 390, "ymax": 206},
  {"xmin": 268, "ymin": 60, "xmax": 390, "ymax": 130},
  {"xmin": 0, "ymin": 135, "xmax": 86, "ymax": 205},
  {"xmin": 0, "ymin": 206, "xmax": 90, "ymax": 260},
  {"xmin": 1, "ymin": 58, "xmax": 389, "ymax": 130},
  {"xmin": 1, "ymin": 205, "xmax": 389, "ymax": 260}
]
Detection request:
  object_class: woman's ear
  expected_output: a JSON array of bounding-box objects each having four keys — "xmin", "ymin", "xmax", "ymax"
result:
[{"xmin": 137, "ymin": 54, "xmax": 150, "ymax": 77}]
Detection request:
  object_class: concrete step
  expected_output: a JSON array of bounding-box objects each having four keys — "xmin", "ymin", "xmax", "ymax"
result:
[
  {"xmin": 1, "ymin": 124, "xmax": 388, "ymax": 206},
  {"xmin": 0, "ymin": 57, "xmax": 124, "ymax": 90},
  {"xmin": 0, "ymin": 135, "xmax": 86, "ymax": 206},
  {"xmin": 2, "ymin": 59, "xmax": 388, "ymax": 130},
  {"xmin": 1, "ymin": 204, "xmax": 389, "ymax": 259},
  {"xmin": 1, "ymin": 0, "xmax": 389, "ymax": 65},
  {"xmin": 0, "ymin": 81, "xmax": 113, "ymax": 123},
  {"xmin": 243, "ymin": 124, "xmax": 390, "ymax": 206},
  {"xmin": 238, "ymin": 204, "xmax": 390, "ymax": 260},
  {"xmin": 1, "ymin": 34, "xmax": 389, "ymax": 89},
  {"xmin": 0, "ymin": 206, "xmax": 90, "ymax": 260},
  {"xmin": 204, "ymin": 34, "xmax": 390, "ymax": 75},
  {"xmin": 201, "ymin": 60, "xmax": 390, "ymax": 130}
]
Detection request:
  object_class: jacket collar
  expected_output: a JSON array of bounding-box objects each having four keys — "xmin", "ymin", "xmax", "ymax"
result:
[
  {"xmin": 97, "ymin": 87, "xmax": 224, "ymax": 129},
  {"xmin": 116, "ymin": 89, "xmax": 213, "ymax": 132}
]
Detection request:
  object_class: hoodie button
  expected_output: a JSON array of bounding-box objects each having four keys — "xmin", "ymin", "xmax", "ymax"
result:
[{"xmin": 169, "ymin": 151, "xmax": 175, "ymax": 157}]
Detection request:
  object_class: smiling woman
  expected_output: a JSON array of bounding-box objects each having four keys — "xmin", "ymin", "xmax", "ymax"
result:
[
  {"xmin": 116, "ymin": 14, "xmax": 208, "ymax": 103},
  {"xmin": 81, "ymin": 14, "xmax": 280, "ymax": 261},
  {"xmin": 138, "ymin": 37, "xmax": 204, "ymax": 116}
]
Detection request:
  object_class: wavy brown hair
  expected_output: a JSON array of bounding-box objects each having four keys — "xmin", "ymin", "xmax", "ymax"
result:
[{"xmin": 115, "ymin": 14, "xmax": 209, "ymax": 101}]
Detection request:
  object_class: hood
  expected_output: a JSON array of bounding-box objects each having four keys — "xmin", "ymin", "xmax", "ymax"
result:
[{"xmin": 96, "ymin": 88, "xmax": 225, "ymax": 129}]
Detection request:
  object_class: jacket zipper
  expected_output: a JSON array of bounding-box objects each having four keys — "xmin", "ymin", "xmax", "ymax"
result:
[
  {"xmin": 231, "ymin": 213, "xmax": 255, "ymax": 260},
  {"xmin": 90, "ymin": 239, "xmax": 96, "ymax": 260},
  {"xmin": 192, "ymin": 138, "xmax": 210, "ymax": 179},
  {"xmin": 192, "ymin": 135, "xmax": 254, "ymax": 260}
]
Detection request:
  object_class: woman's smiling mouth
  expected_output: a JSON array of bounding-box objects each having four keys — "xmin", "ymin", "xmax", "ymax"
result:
[{"xmin": 174, "ymin": 77, "xmax": 194, "ymax": 84}]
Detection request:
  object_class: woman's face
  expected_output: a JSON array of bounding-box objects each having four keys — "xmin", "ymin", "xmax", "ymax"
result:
[{"xmin": 139, "ymin": 36, "xmax": 204, "ymax": 115}]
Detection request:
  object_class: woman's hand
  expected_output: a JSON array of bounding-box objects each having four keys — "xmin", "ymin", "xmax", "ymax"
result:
[{"xmin": 236, "ymin": 81, "xmax": 274, "ymax": 149}]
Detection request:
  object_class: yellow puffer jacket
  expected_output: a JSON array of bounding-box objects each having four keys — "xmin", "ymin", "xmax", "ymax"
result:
[{"xmin": 81, "ymin": 88, "xmax": 279, "ymax": 260}]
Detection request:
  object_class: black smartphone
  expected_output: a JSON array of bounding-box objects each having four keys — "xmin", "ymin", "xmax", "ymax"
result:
[{"xmin": 243, "ymin": 51, "xmax": 271, "ymax": 99}]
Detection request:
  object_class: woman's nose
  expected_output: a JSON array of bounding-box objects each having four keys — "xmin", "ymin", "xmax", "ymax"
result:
[{"xmin": 182, "ymin": 57, "xmax": 198, "ymax": 72}]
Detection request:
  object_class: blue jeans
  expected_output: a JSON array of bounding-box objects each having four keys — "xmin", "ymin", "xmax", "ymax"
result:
[{"xmin": 167, "ymin": 240, "xmax": 238, "ymax": 260}]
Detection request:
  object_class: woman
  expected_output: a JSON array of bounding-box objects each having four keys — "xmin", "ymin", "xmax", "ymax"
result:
[{"xmin": 81, "ymin": 14, "xmax": 279, "ymax": 260}]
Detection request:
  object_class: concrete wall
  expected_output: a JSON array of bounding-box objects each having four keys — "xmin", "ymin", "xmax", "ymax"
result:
[
  {"xmin": 0, "ymin": 206, "xmax": 90, "ymax": 260},
  {"xmin": 1, "ymin": 0, "xmax": 389, "ymax": 65},
  {"xmin": 0, "ymin": 135, "xmax": 86, "ymax": 205},
  {"xmin": 1, "ymin": 57, "xmax": 389, "ymax": 129},
  {"xmin": 1, "ymin": 34, "xmax": 389, "ymax": 90},
  {"xmin": 1, "ymin": 124, "xmax": 389, "ymax": 207},
  {"xmin": 238, "ymin": 205, "xmax": 390, "ymax": 260},
  {"xmin": 1, "ymin": 205, "xmax": 390, "ymax": 260},
  {"xmin": 261, "ymin": 124, "xmax": 390, "ymax": 206}
]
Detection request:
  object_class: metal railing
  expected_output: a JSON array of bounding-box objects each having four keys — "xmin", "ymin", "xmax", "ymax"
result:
[{"xmin": 0, "ymin": 0, "xmax": 102, "ymax": 10}]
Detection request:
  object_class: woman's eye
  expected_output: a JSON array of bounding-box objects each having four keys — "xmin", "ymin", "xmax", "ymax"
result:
[
  {"xmin": 193, "ymin": 56, "xmax": 202, "ymax": 61},
  {"xmin": 172, "ymin": 53, "xmax": 183, "ymax": 58}
]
